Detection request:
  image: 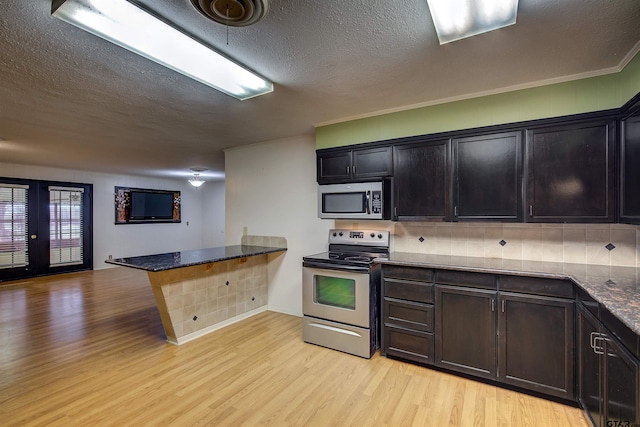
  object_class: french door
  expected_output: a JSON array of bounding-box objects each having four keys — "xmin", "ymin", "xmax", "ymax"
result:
[{"xmin": 0, "ymin": 177, "xmax": 93, "ymax": 282}]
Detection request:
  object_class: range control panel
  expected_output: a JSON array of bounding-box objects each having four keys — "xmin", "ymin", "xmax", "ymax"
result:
[{"xmin": 328, "ymin": 229, "xmax": 390, "ymax": 247}]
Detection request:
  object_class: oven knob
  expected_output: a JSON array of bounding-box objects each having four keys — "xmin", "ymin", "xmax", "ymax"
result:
[
  {"xmin": 370, "ymin": 233, "xmax": 375, "ymax": 238},
  {"xmin": 378, "ymin": 234, "xmax": 383, "ymax": 239},
  {"xmin": 332, "ymin": 232, "xmax": 337, "ymax": 237},
  {"xmin": 339, "ymin": 232, "xmax": 343, "ymax": 236}
]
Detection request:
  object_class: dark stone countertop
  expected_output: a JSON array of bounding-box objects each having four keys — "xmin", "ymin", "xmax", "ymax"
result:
[
  {"xmin": 105, "ymin": 245, "xmax": 287, "ymax": 272},
  {"xmin": 378, "ymin": 252, "xmax": 640, "ymax": 337}
]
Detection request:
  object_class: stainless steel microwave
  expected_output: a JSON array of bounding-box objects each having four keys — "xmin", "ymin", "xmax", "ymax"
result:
[{"xmin": 318, "ymin": 181, "xmax": 390, "ymax": 220}]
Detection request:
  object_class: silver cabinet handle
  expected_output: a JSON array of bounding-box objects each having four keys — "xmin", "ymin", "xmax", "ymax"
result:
[
  {"xmin": 491, "ymin": 299, "xmax": 495, "ymax": 312},
  {"xmin": 454, "ymin": 206, "xmax": 458, "ymax": 217},
  {"xmin": 529, "ymin": 205, "xmax": 533, "ymax": 216},
  {"xmin": 346, "ymin": 166, "xmax": 350, "ymax": 174},
  {"xmin": 352, "ymin": 165, "xmax": 356, "ymax": 174},
  {"xmin": 501, "ymin": 300, "xmax": 505, "ymax": 313},
  {"xmin": 394, "ymin": 207, "xmax": 398, "ymax": 218},
  {"xmin": 590, "ymin": 332, "xmax": 607, "ymax": 355}
]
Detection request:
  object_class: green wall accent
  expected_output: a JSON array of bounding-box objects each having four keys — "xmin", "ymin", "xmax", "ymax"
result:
[{"xmin": 316, "ymin": 51, "xmax": 640, "ymax": 149}]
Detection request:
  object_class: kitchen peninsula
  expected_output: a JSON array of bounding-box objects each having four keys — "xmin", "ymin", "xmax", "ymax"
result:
[{"xmin": 107, "ymin": 242, "xmax": 286, "ymax": 344}]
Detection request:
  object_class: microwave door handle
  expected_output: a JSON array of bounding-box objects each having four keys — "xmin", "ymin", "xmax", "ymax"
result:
[{"xmin": 366, "ymin": 191, "xmax": 371, "ymax": 214}]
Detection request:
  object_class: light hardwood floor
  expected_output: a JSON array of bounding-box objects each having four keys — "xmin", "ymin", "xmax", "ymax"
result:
[{"xmin": 0, "ymin": 267, "xmax": 590, "ymax": 426}]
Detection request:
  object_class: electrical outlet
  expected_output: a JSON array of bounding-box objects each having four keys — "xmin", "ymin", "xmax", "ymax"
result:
[{"xmin": 108, "ymin": 254, "xmax": 113, "ymax": 260}]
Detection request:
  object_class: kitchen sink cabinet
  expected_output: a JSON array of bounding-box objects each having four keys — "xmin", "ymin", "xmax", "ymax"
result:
[
  {"xmin": 578, "ymin": 303, "xmax": 640, "ymax": 427},
  {"xmin": 525, "ymin": 120, "xmax": 616, "ymax": 223},
  {"xmin": 452, "ymin": 131, "xmax": 523, "ymax": 222},
  {"xmin": 317, "ymin": 145, "xmax": 392, "ymax": 183},
  {"xmin": 392, "ymin": 139, "xmax": 450, "ymax": 221},
  {"xmin": 381, "ymin": 266, "xmax": 435, "ymax": 365},
  {"xmin": 620, "ymin": 100, "xmax": 640, "ymax": 224}
]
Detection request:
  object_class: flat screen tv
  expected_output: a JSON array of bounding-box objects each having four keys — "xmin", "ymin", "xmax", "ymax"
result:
[{"xmin": 128, "ymin": 190, "xmax": 175, "ymax": 220}]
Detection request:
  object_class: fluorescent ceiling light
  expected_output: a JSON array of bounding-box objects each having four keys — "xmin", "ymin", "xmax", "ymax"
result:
[
  {"xmin": 426, "ymin": 0, "xmax": 518, "ymax": 45},
  {"xmin": 52, "ymin": 0, "xmax": 273, "ymax": 100}
]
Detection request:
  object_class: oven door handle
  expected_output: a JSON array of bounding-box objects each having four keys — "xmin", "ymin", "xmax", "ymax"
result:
[{"xmin": 302, "ymin": 261, "xmax": 370, "ymax": 273}]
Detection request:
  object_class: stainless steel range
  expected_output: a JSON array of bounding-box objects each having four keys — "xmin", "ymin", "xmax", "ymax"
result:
[{"xmin": 302, "ymin": 229, "xmax": 390, "ymax": 358}]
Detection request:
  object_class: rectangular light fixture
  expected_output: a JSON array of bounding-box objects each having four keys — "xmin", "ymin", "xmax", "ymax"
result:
[
  {"xmin": 426, "ymin": 0, "xmax": 518, "ymax": 45},
  {"xmin": 52, "ymin": 0, "xmax": 273, "ymax": 100}
]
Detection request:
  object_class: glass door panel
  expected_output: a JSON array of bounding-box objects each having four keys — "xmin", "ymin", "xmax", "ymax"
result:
[{"xmin": 315, "ymin": 275, "xmax": 356, "ymax": 309}]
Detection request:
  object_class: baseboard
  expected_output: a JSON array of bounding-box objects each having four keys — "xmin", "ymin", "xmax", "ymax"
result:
[{"xmin": 170, "ymin": 306, "xmax": 268, "ymax": 345}]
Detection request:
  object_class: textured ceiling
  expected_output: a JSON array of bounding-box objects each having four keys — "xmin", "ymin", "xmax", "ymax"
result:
[{"xmin": 0, "ymin": 0, "xmax": 639, "ymax": 181}]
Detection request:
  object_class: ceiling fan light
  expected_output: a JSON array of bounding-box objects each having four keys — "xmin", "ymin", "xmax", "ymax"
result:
[
  {"xmin": 51, "ymin": 0, "xmax": 273, "ymax": 100},
  {"xmin": 427, "ymin": 0, "xmax": 518, "ymax": 45}
]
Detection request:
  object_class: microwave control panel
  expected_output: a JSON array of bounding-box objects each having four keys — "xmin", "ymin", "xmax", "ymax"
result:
[{"xmin": 371, "ymin": 191, "xmax": 382, "ymax": 214}]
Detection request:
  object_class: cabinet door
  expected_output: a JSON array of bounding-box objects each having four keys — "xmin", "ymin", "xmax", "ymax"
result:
[
  {"xmin": 317, "ymin": 150, "xmax": 352, "ymax": 182},
  {"xmin": 620, "ymin": 113, "xmax": 640, "ymax": 223},
  {"xmin": 435, "ymin": 285, "xmax": 497, "ymax": 379},
  {"xmin": 578, "ymin": 304, "xmax": 604, "ymax": 427},
  {"xmin": 352, "ymin": 146, "xmax": 392, "ymax": 180},
  {"xmin": 526, "ymin": 120, "xmax": 615, "ymax": 222},
  {"xmin": 498, "ymin": 293, "xmax": 575, "ymax": 400},
  {"xmin": 393, "ymin": 140, "xmax": 450, "ymax": 220},
  {"xmin": 604, "ymin": 336, "xmax": 639, "ymax": 427},
  {"xmin": 453, "ymin": 132, "xmax": 522, "ymax": 221}
]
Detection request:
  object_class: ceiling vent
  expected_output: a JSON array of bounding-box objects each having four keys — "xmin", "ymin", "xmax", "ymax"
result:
[{"xmin": 190, "ymin": 0, "xmax": 269, "ymax": 27}]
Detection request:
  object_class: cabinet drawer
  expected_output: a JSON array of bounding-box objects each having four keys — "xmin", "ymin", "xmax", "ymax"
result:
[
  {"xmin": 384, "ymin": 324, "xmax": 434, "ymax": 365},
  {"xmin": 384, "ymin": 278, "xmax": 434, "ymax": 303},
  {"xmin": 436, "ymin": 269, "xmax": 496, "ymax": 290},
  {"xmin": 499, "ymin": 275, "xmax": 574, "ymax": 298},
  {"xmin": 383, "ymin": 298, "xmax": 433, "ymax": 332},
  {"xmin": 383, "ymin": 265, "xmax": 433, "ymax": 282}
]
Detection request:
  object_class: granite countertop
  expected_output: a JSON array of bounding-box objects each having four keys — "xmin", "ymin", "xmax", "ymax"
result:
[
  {"xmin": 105, "ymin": 245, "xmax": 287, "ymax": 272},
  {"xmin": 378, "ymin": 252, "xmax": 640, "ymax": 337}
]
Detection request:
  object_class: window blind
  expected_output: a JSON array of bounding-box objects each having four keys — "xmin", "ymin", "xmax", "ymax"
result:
[
  {"xmin": 49, "ymin": 187, "xmax": 84, "ymax": 267},
  {"xmin": 0, "ymin": 184, "xmax": 29, "ymax": 269}
]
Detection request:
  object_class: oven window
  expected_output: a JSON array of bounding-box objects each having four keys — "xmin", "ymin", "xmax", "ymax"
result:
[
  {"xmin": 314, "ymin": 275, "xmax": 356, "ymax": 310},
  {"xmin": 322, "ymin": 192, "xmax": 366, "ymax": 214}
]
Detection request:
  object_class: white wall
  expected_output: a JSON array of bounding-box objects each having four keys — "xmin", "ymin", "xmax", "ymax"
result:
[
  {"xmin": 0, "ymin": 162, "xmax": 224, "ymax": 269},
  {"xmin": 201, "ymin": 180, "xmax": 226, "ymax": 247},
  {"xmin": 225, "ymin": 135, "xmax": 332, "ymax": 316}
]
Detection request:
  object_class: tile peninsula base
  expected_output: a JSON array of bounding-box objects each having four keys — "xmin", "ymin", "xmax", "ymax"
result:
[{"xmin": 147, "ymin": 255, "xmax": 270, "ymax": 344}]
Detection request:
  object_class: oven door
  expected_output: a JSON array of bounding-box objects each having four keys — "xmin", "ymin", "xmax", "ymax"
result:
[{"xmin": 302, "ymin": 264, "xmax": 370, "ymax": 328}]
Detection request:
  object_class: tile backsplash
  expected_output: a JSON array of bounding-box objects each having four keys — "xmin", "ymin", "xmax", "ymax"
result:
[{"xmin": 392, "ymin": 223, "xmax": 639, "ymax": 267}]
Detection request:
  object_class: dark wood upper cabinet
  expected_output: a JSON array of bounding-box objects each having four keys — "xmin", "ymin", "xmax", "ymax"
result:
[
  {"xmin": 317, "ymin": 146, "xmax": 392, "ymax": 183},
  {"xmin": 620, "ymin": 108, "xmax": 640, "ymax": 224},
  {"xmin": 317, "ymin": 150, "xmax": 352, "ymax": 182},
  {"xmin": 525, "ymin": 120, "xmax": 616, "ymax": 222},
  {"xmin": 393, "ymin": 140, "xmax": 450, "ymax": 221},
  {"xmin": 453, "ymin": 132, "xmax": 523, "ymax": 222}
]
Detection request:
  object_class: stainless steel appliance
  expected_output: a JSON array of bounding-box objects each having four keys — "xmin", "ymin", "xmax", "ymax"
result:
[
  {"xmin": 317, "ymin": 181, "xmax": 390, "ymax": 220},
  {"xmin": 302, "ymin": 229, "xmax": 390, "ymax": 358}
]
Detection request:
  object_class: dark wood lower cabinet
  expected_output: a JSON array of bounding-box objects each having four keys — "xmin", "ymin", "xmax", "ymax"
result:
[
  {"xmin": 384, "ymin": 324, "xmax": 434, "ymax": 365},
  {"xmin": 578, "ymin": 303, "xmax": 640, "ymax": 427},
  {"xmin": 381, "ymin": 265, "xmax": 640, "ymax": 425},
  {"xmin": 382, "ymin": 269, "xmax": 578, "ymax": 401},
  {"xmin": 435, "ymin": 285, "xmax": 497, "ymax": 379},
  {"xmin": 498, "ymin": 293, "xmax": 574, "ymax": 400}
]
